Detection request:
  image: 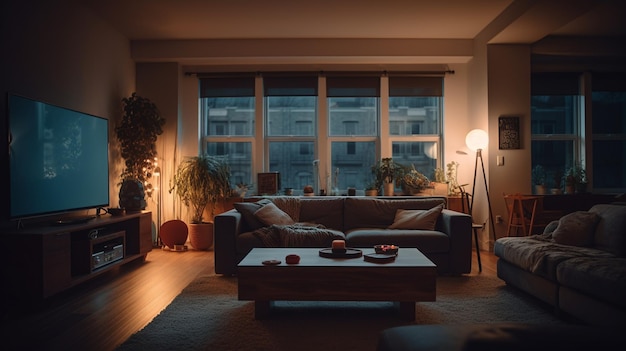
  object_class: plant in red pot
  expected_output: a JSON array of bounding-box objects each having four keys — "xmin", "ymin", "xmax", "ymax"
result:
[{"xmin": 169, "ymin": 155, "xmax": 231, "ymax": 250}]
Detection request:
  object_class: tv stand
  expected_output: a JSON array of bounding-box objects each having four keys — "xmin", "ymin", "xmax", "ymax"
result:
[{"xmin": 1, "ymin": 211, "xmax": 152, "ymax": 305}]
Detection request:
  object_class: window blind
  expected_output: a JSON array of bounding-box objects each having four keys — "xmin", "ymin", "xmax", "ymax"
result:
[{"xmin": 200, "ymin": 76, "xmax": 255, "ymax": 98}]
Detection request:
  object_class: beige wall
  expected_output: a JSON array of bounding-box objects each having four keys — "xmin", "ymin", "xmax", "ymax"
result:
[
  {"xmin": 1, "ymin": 0, "xmax": 134, "ymax": 226},
  {"xmin": 487, "ymin": 44, "xmax": 532, "ymax": 244}
]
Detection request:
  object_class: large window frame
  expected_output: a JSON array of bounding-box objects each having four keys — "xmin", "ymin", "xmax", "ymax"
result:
[
  {"xmin": 531, "ymin": 72, "xmax": 626, "ymax": 193},
  {"xmin": 200, "ymin": 73, "xmax": 444, "ymax": 195}
]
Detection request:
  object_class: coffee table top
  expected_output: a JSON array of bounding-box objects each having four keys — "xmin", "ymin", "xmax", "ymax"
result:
[{"xmin": 238, "ymin": 247, "xmax": 436, "ymax": 269}]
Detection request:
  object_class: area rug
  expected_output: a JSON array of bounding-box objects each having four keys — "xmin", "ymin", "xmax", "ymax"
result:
[{"xmin": 117, "ymin": 274, "xmax": 567, "ymax": 351}]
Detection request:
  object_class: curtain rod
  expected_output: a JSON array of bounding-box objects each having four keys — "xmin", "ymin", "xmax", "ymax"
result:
[{"xmin": 186, "ymin": 70, "xmax": 455, "ymax": 78}]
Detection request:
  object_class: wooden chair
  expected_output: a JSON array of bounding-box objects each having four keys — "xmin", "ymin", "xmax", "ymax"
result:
[{"xmin": 502, "ymin": 193, "xmax": 559, "ymax": 236}]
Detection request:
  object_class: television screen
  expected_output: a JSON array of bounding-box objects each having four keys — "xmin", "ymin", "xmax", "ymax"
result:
[{"xmin": 8, "ymin": 94, "xmax": 109, "ymax": 219}]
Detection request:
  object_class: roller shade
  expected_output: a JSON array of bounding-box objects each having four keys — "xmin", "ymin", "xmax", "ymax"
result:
[
  {"xmin": 326, "ymin": 76, "xmax": 380, "ymax": 97},
  {"xmin": 263, "ymin": 76, "xmax": 318, "ymax": 96},
  {"xmin": 389, "ymin": 77, "xmax": 443, "ymax": 97},
  {"xmin": 200, "ymin": 76, "xmax": 255, "ymax": 98},
  {"xmin": 531, "ymin": 73, "xmax": 580, "ymax": 95}
]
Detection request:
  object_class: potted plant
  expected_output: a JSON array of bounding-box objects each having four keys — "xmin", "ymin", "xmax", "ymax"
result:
[
  {"xmin": 531, "ymin": 165, "xmax": 546, "ymax": 195},
  {"xmin": 431, "ymin": 167, "xmax": 449, "ymax": 195},
  {"xmin": 115, "ymin": 93, "xmax": 165, "ymax": 211},
  {"xmin": 564, "ymin": 163, "xmax": 586, "ymax": 194},
  {"xmin": 372, "ymin": 158, "xmax": 405, "ymax": 196},
  {"xmin": 400, "ymin": 165, "xmax": 430, "ymax": 195},
  {"xmin": 169, "ymin": 155, "xmax": 231, "ymax": 250},
  {"xmin": 364, "ymin": 182, "xmax": 378, "ymax": 196}
]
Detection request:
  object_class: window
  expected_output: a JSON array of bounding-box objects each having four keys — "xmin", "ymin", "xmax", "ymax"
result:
[
  {"xmin": 531, "ymin": 72, "xmax": 626, "ymax": 193},
  {"xmin": 199, "ymin": 73, "xmax": 444, "ymax": 194},
  {"xmin": 389, "ymin": 76, "xmax": 443, "ymax": 182},
  {"xmin": 264, "ymin": 76, "xmax": 318, "ymax": 192},
  {"xmin": 591, "ymin": 73, "xmax": 626, "ymax": 191},
  {"xmin": 200, "ymin": 76, "xmax": 255, "ymax": 186},
  {"xmin": 327, "ymin": 76, "xmax": 380, "ymax": 192}
]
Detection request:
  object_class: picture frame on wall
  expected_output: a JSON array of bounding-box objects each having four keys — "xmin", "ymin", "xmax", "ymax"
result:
[{"xmin": 498, "ymin": 116, "xmax": 521, "ymax": 149}]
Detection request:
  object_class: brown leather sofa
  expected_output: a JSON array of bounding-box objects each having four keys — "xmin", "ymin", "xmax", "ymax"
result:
[{"xmin": 214, "ymin": 196, "xmax": 472, "ymax": 276}]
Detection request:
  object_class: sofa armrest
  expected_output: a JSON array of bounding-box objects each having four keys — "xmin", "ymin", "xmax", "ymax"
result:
[
  {"xmin": 214, "ymin": 209, "xmax": 243, "ymax": 276},
  {"xmin": 439, "ymin": 209, "xmax": 472, "ymax": 274}
]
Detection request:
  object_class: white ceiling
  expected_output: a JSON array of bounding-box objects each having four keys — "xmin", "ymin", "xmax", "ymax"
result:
[{"xmin": 82, "ymin": 0, "xmax": 626, "ymax": 42}]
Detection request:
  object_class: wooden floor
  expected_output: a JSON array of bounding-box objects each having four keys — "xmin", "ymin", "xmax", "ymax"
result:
[{"xmin": 0, "ymin": 247, "xmax": 496, "ymax": 351}]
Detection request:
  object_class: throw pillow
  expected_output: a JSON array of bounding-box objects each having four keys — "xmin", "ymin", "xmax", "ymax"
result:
[
  {"xmin": 552, "ymin": 211, "xmax": 601, "ymax": 247},
  {"xmin": 233, "ymin": 199, "xmax": 272, "ymax": 231},
  {"xmin": 388, "ymin": 204, "xmax": 444, "ymax": 230},
  {"xmin": 254, "ymin": 202, "xmax": 295, "ymax": 226}
]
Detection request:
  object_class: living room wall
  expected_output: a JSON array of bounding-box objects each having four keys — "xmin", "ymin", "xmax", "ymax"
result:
[{"xmin": 1, "ymin": 0, "xmax": 135, "ymax": 226}]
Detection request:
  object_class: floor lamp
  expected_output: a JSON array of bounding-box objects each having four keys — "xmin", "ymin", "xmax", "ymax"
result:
[{"xmin": 466, "ymin": 129, "xmax": 497, "ymax": 242}]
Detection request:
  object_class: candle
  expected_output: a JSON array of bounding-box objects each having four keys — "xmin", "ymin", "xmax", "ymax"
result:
[{"xmin": 332, "ymin": 240, "xmax": 346, "ymax": 252}]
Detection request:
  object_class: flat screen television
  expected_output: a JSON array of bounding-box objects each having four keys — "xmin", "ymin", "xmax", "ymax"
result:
[{"xmin": 7, "ymin": 94, "xmax": 110, "ymax": 221}]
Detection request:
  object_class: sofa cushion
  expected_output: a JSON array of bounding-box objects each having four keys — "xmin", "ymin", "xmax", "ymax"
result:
[
  {"xmin": 557, "ymin": 256, "xmax": 626, "ymax": 309},
  {"xmin": 343, "ymin": 197, "xmax": 447, "ymax": 231},
  {"xmin": 252, "ymin": 224, "xmax": 345, "ymax": 247},
  {"xmin": 254, "ymin": 202, "xmax": 295, "ymax": 226},
  {"xmin": 589, "ymin": 204, "xmax": 626, "ymax": 256},
  {"xmin": 298, "ymin": 197, "xmax": 345, "ymax": 231},
  {"xmin": 388, "ymin": 204, "xmax": 444, "ymax": 230},
  {"xmin": 494, "ymin": 236, "xmax": 614, "ymax": 281},
  {"xmin": 346, "ymin": 228, "xmax": 449, "ymax": 253},
  {"xmin": 551, "ymin": 211, "xmax": 600, "ymax": 247},
  {"xmin": 233, "ymin": 199, "xmax": 273, "ymax": 231}
]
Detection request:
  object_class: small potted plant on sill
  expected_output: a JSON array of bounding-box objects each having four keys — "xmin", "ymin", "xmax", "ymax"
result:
[
  {"xmin": 531, "ymin": 165, "xmax": 547, "ymax": 195},
  {"xmin": 400, "ymin": 165, "xmax": 431, "ymax": 195},
  {"xmin": 169, "ymin": 155, "xmax": 231, "ymax": 250},
  {"xmin": 564, "ymin": 163, "xmax": 587, "ymax": 195},
  {"xmin": 365, "ymin": 182, "xmax": 379, "ymax": 196}
]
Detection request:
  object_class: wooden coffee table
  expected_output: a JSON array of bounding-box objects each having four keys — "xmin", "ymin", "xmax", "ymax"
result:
[{"xmin": 237, "ymin": 247, "xmax": 437, "ymax": 319}]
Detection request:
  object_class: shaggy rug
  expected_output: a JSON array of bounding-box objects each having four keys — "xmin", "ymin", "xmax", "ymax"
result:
[{"xmin": 117, "ymin": 274, "xmax": 567, "ymax": 351}]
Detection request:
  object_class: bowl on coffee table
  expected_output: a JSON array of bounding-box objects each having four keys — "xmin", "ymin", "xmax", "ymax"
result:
[{"xmin": 374, "ymin": 244, "xmax": 399, "ymax": 255}]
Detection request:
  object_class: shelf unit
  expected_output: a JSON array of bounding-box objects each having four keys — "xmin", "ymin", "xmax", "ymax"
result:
[{"xmin": 1, "ymin": 211, "xmax": 152, "ymax": 304}]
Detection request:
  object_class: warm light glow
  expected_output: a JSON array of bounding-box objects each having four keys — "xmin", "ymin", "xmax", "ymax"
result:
[
  {"xmin": 465, "ymin": 129, "xmax": 488, "ymax": 151},
  {"xmin": 425, "ymin": 142, "xmax": 437, "ymax": 159}
]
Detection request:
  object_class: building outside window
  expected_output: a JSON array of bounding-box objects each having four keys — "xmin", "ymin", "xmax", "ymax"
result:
[{"xmin": 200, "ymin": 73, "xmax": 444, "ymax": 195}]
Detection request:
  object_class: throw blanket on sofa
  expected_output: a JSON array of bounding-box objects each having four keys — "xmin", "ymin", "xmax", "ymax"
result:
[{"xmin": 252, "ymin": 223, "xmax": 344, "ymax": 247}]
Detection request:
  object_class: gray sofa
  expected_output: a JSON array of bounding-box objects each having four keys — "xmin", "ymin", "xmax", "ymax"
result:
[
  {"xmin": 214, "ymin": 196, "xmax": 472, "ymax": 276},
  {"xmin": 494, "ymin": 204, "xmax": 626, "ymax": 326}
]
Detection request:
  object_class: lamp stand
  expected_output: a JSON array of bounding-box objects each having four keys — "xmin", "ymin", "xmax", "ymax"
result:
[{"xmin": 470, "ymin": 149, "xmax": 497, "ymax": 242}]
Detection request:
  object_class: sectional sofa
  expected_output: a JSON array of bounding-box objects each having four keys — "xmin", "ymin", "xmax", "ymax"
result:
[
  {"xmin": 214, "ymin": 196, "xmax": 472, "ymax": 276},
  {"xmin": 494, "ymin": 203, "xmax": 626, "ymax": 326}
]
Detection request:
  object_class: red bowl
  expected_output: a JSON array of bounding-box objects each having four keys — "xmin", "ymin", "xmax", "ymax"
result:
[{"xmin": 285, "ymin": 254, "xmax": 300, "ymax": 264}]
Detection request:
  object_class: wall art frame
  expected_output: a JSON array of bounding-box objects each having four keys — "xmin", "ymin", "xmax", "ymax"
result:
[{"xmin": 498, "ymin": 116, "xmax": 521, "ymax": 150}]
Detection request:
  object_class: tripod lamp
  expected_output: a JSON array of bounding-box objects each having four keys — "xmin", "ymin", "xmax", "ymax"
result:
[{"xmin": 466, "ymin": 129, "xmax": 497, "ymax": 242}]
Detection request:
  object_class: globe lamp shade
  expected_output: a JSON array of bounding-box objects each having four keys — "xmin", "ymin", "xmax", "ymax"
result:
[{"xmin": 465, "ymin": 129, "xmax": 488, "ymax": 151}]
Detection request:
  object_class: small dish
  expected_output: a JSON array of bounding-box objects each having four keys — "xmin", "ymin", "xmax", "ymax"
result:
[{"xmin": 374, "ymin": 244, "xmax": 399, "ymax": 255}]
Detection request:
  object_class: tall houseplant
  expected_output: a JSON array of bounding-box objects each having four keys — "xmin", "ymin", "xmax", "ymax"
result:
[
  {"xmin": 116, "ymin": 93, "xmax": 165, "ymax": 211},
  {"xmin": 169, "ymin": 155, "xmax": 231, "ymax": 250}
]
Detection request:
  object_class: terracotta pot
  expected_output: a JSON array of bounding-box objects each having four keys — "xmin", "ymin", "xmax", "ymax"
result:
[
  {"xmin": 189, "ymin": 222, "xmax": 214, "ymax": 250},
  {"xmin": 383, "ymin": 181, "xmax": 395, "ymax": 196},
  {"xmin": 365, "ymin": 189, "xmax": 378, "ymax": 196}
]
